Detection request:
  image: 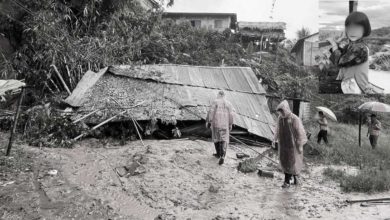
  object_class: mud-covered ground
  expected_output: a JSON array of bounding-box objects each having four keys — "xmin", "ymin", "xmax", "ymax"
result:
[{"xmin": 1, "ymin": 133, "xmax": 390, "ymax": 220}]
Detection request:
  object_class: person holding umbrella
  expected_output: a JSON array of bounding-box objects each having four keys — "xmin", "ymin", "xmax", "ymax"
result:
[
  {"xmin": 358, "ymin": 102, "xmax": 389, "ymax": 147},
  {"xmin": 317, "ymin": 111, "xmax": 329, "ymax": 144},
  {"xmin": 315, "ymin": 106, "xmax": 337, "ymax": 145},
  {"xmin": 273, "ymin": 100, "xmax": 308, "ymax": 188},
  {"xmin": 367, "ymin": 114, "xmax": 381, "ymax": 149}
]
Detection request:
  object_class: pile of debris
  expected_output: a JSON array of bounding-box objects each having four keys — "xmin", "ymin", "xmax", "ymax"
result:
[{"xmin": 22, "ymin": 103, "xmax": 86, "ymax": 148}]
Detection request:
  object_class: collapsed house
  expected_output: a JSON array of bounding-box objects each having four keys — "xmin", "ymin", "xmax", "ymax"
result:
[{"xmin": 64, "ymin": 64, "xmax": 275, "ymax": 142}]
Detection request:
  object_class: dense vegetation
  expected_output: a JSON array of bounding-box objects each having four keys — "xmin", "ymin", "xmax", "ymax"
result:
[{"xmin": 0, "ymin": 0, "xmax": 312, "ymax": 100}]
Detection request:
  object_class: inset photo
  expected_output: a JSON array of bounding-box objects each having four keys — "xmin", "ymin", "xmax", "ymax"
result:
[{"xmin": 318, "ymin": 0, "xmax": 390, "ymax": 94}]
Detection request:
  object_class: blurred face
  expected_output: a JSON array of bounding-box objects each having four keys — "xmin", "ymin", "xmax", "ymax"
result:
[
  {"xmin": 319, "ymin": 113, "xmax": 324, "ymax": 118},
  {"xmin": 346, "ymin": 24, "xmax": 364, "ymax": 41}
]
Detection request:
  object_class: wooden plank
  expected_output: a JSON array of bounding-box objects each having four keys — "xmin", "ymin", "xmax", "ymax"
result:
[
  {"xmin": 6, "ymin": 87, "xmax": 24, "ymax": 156},
  {"xmin": 73, "ymin": 110, "xmax": 127, "ymax": 141},
  {"xmin": 72, "ymin": 109, "xmax": 100, "ymax": 124}
]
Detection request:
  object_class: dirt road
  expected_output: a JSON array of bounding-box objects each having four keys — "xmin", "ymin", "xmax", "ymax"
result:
[{"xmin": 1, "ymin": 135, "xmax": 390, "ymax": 219}]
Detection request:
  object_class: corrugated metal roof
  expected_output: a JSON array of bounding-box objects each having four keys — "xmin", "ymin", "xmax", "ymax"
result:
[
  {"xmin": 65, "ymin": 65, "xmax": 275, "ymax": 140},
  {"xmin": 109, "ymin": 65, "xmax": 265, "ymax": 94},
  {"xmin": 64, "ymin": 68, "xmax": 108, "ymax": 107}
]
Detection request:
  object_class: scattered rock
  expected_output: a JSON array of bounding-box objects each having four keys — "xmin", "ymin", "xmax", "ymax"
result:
[
  {"xmin": 155, "ymin": 213, "xmax": 177, "ymax": 220},
  {"xmin": 209, "ymin": 184, "xmax": 220, "ymax": 193},
  {"xmin": 133, "ymin": 153, "xmax": 149, "ymax": 164},
  {"xmin": 48, "ymin": 170, "xmax": 58, "ymax": 176},
  {"xmin": 115, "ymin": 167, "xmax": 128, "ymax": 177},
  {"xmin": 236, "ymin": 153, "xmax": 250, "ymax": 159},
  {"xmin": 125, "ymin": 161, "xmax": 146, "ymax": 176},
  {"xmin": 133, "ymin": 164, "xmax": 146, "ymax": 175},
  {"xmin": 258, "ymin": 169, "xmax": 274, "ymax": 178},
  {"xmin": 146, "ymin": 145, "xmax": 153, "ymax": 154}
]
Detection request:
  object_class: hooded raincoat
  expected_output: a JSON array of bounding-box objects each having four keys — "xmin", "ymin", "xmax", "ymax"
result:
[
  {"xmin": 206, "ymin": 97, "xmax": 234, "ymax": 143},
  {"xmin": 274, "ymin": 100, "xmax": 308, "ymax": 175}
]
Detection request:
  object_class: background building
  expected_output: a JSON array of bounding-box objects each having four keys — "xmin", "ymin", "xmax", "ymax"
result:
[
  {"xmin": 162, "ymin": 12, "xmax": 237, "ymax": 32},
  {"xmin": 291, "ymin": 32, "xmax": 319, "ymax": 66},
  {"xmin": 238, "ymin": 22, "xmax": 286, "ymax": 52}
]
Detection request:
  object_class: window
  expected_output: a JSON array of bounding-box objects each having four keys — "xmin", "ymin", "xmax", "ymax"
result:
[
  {"xmin": 214, "ymin": 19, "xmax": 223, "ymax": 29},
  {"xmin": 190, "ymin": 20, "xmax": 201, "ymax": 28}
]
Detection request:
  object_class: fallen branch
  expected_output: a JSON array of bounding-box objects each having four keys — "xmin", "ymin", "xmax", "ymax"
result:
[
  {"xmin": 65, "ymin": 64, "xmax": 75, "ymax": 89},
  {"xmin": 44, "ymin": 82, "xmax": 55, "ymax": 95},
  {"xmin": 51, "ymin": 64, "xmax": 71, "ymax": 95},
  {"xmin": 346, "ymin": 198, "xmax": 390, "ymax": 204},
  {"xmin": 48, "ymin": 77, "xmax": 61, "ymax": 92}
]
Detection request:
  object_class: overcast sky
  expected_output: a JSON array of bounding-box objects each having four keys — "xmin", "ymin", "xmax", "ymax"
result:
[
  {"xmin": 164, "ymin": 0, "xmax": 319, "ymax": 40},
  {"xmin": 320, "ymin": 0, "xmax": 390, "ymax": 31}
]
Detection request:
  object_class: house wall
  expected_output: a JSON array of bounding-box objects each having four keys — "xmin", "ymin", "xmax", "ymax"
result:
[
  {"xmin": 303, "ymin": 41, "xmax": 319, "ymax": 66},
  {"xmin": 293, "ymin": 46, "xmax": 304, "ymax": 66},
  {"xmin": 302, "ymin": 34, "xmax": 319, "ymax": 66},
  {"xmin": 168, "ymin": 15, "xmax": 232, "ymax": 32}
]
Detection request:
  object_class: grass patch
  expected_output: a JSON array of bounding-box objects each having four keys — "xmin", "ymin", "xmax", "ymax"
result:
[
  {"xmin": 342, "ymin": 170, "xmax": 390, "ymax": 193},
  {"xmin": 322, "ymin": 167, "xmax": 345, "ymax": 180},
  {"xmin": 323, "ymin": 168, "xmax": 390, "ymax": 193},
  {"xmin": 306, "ymin": 121, "xmax": 390, "ymax": 192}
]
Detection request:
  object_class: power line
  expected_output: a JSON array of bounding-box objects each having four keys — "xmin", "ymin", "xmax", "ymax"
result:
[{"xmin": 9, "ymin": 0, "xmax": 35, "ymax": 16}]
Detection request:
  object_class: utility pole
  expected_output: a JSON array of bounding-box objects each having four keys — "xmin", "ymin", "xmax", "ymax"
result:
[{"xmin": 349, "ymin": 0, "xmax": 358, "ymax": 13}]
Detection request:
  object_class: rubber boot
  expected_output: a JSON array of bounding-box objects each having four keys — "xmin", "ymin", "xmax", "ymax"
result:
[
  {"xmin": 293, "ymin": 175, "xmax": 300, "ymax": 186},
  {"xmin": 213, "ymin": 142, "xmax": 220, "ymax": 158},
  {"xmin": 218, "ymin": 142, "xmax": 226, "ymax": 165}
]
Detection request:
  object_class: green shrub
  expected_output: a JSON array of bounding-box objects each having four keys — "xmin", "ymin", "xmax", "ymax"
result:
[
  {"xmin": 323, "ymin": 167, "xmax": 390, "ymax": 193},
  {"xmin": 342, "ymin": 170, "xmax": 390, "ymax": 193}
]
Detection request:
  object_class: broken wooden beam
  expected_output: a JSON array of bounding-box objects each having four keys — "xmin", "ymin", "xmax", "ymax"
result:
[
  {"xmin": 258, "ymin": 169, "xmax": 274, "ymax": 178},
  {"xmin": 346, "ymin": 198, "xmax": 390, "ymax": 204},
  {"xmin": 236, "ymin": 152, "xmax": 250, "ymax": 159},
  {"xmin": 72, "ymin": 109, "xmax": 100, "ymax": 124},
  {"xmin": 6, "ymin": 87, "xmax": 24, "ymax": 156},
  {"xmin": 131, "ymin": 117, "xmax": 145, "ymax": 147},
  {"xmin": 73, "ymin": 110, "xmax": 127, "ymax": 141}
]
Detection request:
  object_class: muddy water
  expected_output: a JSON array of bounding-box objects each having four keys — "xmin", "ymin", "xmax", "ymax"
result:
[{"xmin": 37, "ymin": 139, "xmax": 390, "ymax": 220}]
